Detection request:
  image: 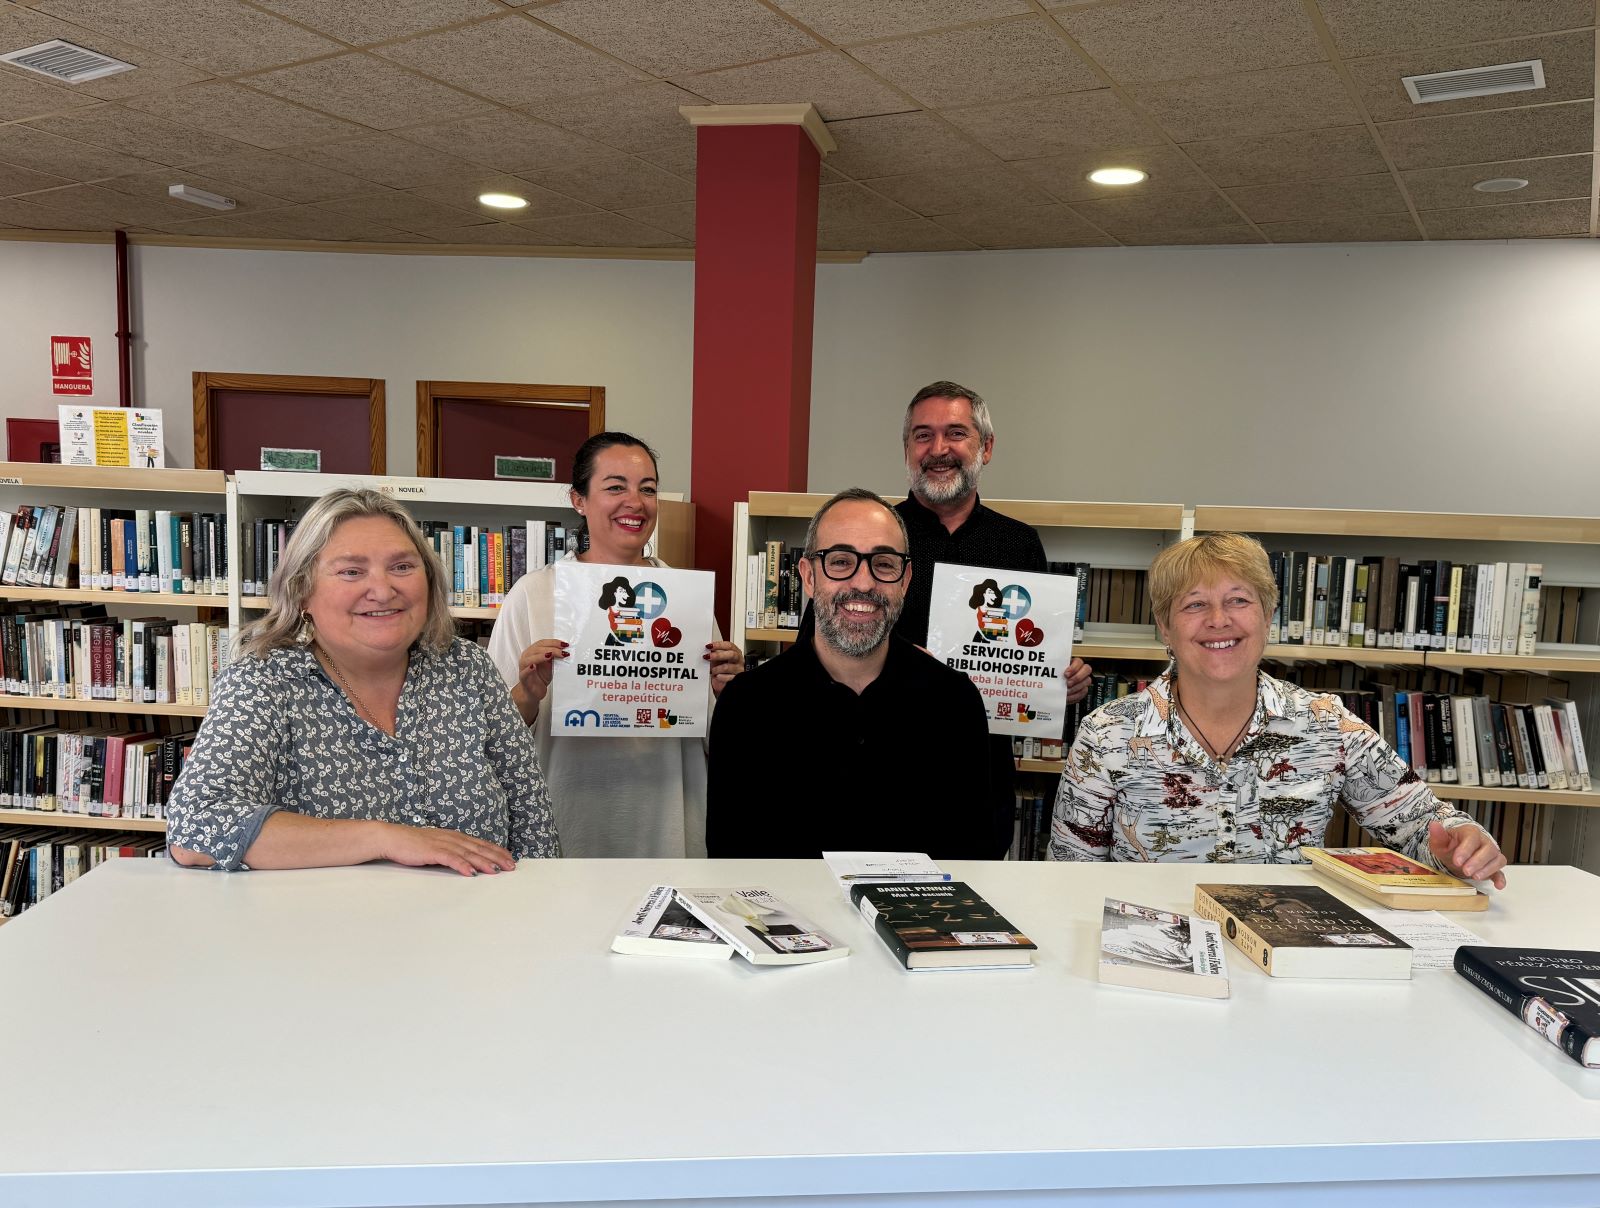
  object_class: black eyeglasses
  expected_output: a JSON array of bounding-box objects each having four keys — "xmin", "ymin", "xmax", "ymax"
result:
[{"xmin": 808, "ymin": 547, "xmax": 911, "ymax": 583}]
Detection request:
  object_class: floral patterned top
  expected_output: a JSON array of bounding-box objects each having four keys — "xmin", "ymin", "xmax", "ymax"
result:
[
  {"xmin": 1048, "ymin": 670, "xmax": 1476, "ymax": 867},
  {"xmin": 166, "ymin": 640, "xmax": 560, "ymax": 870}
]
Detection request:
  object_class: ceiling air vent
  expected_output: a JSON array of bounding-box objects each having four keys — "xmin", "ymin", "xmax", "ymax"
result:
[
  {"xmin": 0, "ymin": 40, "xmax": 135, "ymax": 84},
  {"xmin": 1403, "ymin": 59, "xmax": 1544, "ymax": 104}
]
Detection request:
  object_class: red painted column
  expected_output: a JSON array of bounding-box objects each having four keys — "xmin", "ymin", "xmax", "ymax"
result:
[{"xmin": 689, "ymin": 119, "xmax": 822, "ymax": 630}]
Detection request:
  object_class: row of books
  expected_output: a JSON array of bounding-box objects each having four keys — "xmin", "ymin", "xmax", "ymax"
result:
[
  {"xmin": 1, "ymin": 504, "xmax": 230, "ymax": 594},
  {"xmin": 0, "ymin": 831, "xmax": 165, "ymax": 917},
  {"xmin": 1268, "ymin": 553, "xmax": 1543, "ymax": 654},
  {"xmin": 1010, "ymin": 785, "xmax": 1053, "ymax": 861},
  {"xmin": 745, "ymin": 542, "xmax": 804, "ymax": 630},
  {"xmin": 0, "ymin": 721, "xmax": 196, "ymax": 817},
  {"xmin": 0, "ymin": 606, "xmax": 231, "ymax": 705}
]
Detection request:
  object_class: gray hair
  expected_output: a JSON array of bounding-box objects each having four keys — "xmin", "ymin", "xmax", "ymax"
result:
[
  {"xmin": 901, "ymin": 380, "xmax": 994, "ymax": 447},
  {"xmin": 803, "ymin": 487, "xmax": 909, "ymax": 555},
  {"xmin": 235, "ymin": 488, "xmax": 455, "ymax": 660}
]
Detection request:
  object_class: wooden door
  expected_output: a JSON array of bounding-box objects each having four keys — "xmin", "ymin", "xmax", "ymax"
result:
[
  {"xmin": 193, "ymin": 373, "xmax": 386, "ymax": 474},
  {"xmin": 417, "ymin": 382, "xmax": 605, "ymax": 481}
]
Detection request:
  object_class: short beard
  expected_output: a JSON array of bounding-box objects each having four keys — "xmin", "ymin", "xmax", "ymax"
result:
[
  {"xmin": 910, "ymin": 453, "xmax": 980, "ymax": 505},
  {"xmin": 815, "ymin": 588, "xmax": 902, "ymax": 657}
]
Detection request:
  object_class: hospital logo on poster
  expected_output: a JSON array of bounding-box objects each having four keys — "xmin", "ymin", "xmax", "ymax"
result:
[{"xmin": 967, "ymin": 578, "xmax": 1045, "ymax": 648}]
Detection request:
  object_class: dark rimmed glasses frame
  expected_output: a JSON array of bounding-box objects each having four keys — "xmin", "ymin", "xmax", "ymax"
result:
[{"xmin": 808, "ymin": 547, "xmax": 911, "ymax": 583}]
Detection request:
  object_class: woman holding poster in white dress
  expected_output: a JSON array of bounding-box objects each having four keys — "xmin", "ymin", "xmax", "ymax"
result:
[{"xmin": 488, "ymin": 433, "xmax": 744, "ymax": 857}]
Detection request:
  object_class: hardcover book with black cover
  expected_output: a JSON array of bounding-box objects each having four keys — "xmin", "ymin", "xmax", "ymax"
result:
[
  {"xmin": 1454, "ymin": 946, "xmax": 1600, "ymax": 1068},
  {"xmin": 850, "ymin": 881, "xmax": 1036, "ymax": 970}
]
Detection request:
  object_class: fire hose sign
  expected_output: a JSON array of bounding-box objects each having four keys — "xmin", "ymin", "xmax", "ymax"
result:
[{"xmin": 51, "ymin": 335, "xmax": 92, "ymax": 395}]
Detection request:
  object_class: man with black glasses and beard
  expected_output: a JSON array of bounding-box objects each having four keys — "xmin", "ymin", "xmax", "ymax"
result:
[{"xmin": 706, "ymin": 489, "xmax": 1011, "ymax": 858}]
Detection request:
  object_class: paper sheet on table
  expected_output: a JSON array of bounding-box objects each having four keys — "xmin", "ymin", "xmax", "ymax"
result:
[{"xmin": 1357, "ymin": 908, "xmax": 1486, "ymax": 969}]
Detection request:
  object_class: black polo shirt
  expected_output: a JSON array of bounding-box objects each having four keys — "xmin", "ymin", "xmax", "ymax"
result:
[
  {"xmin": 706, "ymin": 630, "xmax": 1013, "ymax": 859},
  {"xmin": 894, "ymin": 493, "xmax": 1047, "ymax": 646}
]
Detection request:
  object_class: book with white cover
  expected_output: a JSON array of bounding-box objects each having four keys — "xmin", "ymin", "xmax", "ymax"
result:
[
  {"xmin": 1099, "ymin": 898, "xmax": 1228, "ymax": 999},
  {"xmin": 612, "ymin": 884, "xmax": 731, "ymax": 960},
  {"xmin": 674, "ymin": 887, "xmax": 849, "ymax": 966},
  {"xmin": 822, "ymin": 851, "xmax": 949, "ymax": 898}
]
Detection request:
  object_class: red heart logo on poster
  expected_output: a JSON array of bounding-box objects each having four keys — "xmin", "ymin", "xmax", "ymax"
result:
[
  {"xmin": 651, "ymin": 617, "xmax": 683, "ymax": 648},
  {"xmin": 1015, "ymin": 619, "xmax": 1044, "ymax": 647}
]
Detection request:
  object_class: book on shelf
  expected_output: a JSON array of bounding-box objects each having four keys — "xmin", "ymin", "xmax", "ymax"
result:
[
  {"xmin": 1099, "ymin": 897, "xmax": 1229, "ymax": 998},
  {"xmin": 4, "ymin": 505, "xmax": 231, "ymax": 596},
  {"xmin": 0, "ymin": 830, "xmax": 166, "ymax": 917},
  {"xmin": 0, "ymin": 605, "xmax": 229, "ymax": 705},
  {"xmin": 1302, "ymin": 846, "xmax": 1486, "ymax": 912},
  {"xmin": 1454, "ymin": 946, "xmax": 1600, "ymax": 1069},
  {"xmin": 673, "ymin": 887, "xmax": 849, "ymax": 966},
  {"xmin": 849, "ymin": 881, "xmax": 1036, "ymax": 970},
  {"xmin": 822, "ymin": 851, "xmax": 949, "ymax": 897},
  {"xmin": 1192, "ymin": 882, "xmax": 1412, "ymax": 979},
  {"xmin": 0, "ymin": 717, "xmax": 196, "ymax": 819},
  {"xmin": 611, "ymin": 883, "xmax": 731, "ymax": 959},
  {"xmin": 1010, "ymin": 782, "xmax": 1052, "ymax": 861}
]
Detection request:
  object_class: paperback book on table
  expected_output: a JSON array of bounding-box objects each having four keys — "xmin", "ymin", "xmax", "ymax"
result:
[
  {"xmin": 1303, "ymin": 846, "xmax": 1488, "ymax": 912},
  {"xmin": 611, "ymin": 884, "xmax": 731, "ymax": 960},
  {"xmin": 673, "ymin": 887, "xmax": 849, "ymax": 966},
  {"xmin": 1455, "ymin": 946, "xmax": 1600, "ymax": 1069},
  {"xmin": 1193, "ymin": 883, "xmax": 1412, "ymax": 980},
  {"xmin": 849, "ymin": 881, "xmax": 1036, "ymax": 970},
  {"xmin": 1099, "ymin": 897, "xmax": 1229, "ymax": 998}
]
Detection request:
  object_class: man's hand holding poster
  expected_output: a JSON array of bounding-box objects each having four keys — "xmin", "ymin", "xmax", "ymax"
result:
[
  {"xmin": 925, "ymin": 563, "xmax": 1077, "ymax": 737},
  {"xmin": 550, "ymin": 562, "xmax": 715, "ymax": 737}
]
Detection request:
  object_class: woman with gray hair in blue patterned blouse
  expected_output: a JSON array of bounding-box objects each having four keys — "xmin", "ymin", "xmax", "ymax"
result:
[{"xmin": 167, "ymin": 488, "xmax": 559, "ymax": 875}]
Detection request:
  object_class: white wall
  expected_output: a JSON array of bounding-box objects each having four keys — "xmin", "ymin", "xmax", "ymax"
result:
[
  {"xmin": 4, "ymin": 236, "xmax": 1600, "ymax": 516},
  {"xmin": 0, "ymin": 240, "xmax": 696, "ymax": 488},
  {"xmin": 811, "ymin": 240, "xmax": 1600, "ymax": 517}
]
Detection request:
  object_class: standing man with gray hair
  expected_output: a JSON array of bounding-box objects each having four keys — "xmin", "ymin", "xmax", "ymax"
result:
[
  {"xmin": 707, "ymin": 488, "xmax": 1012, "ymax": 858},
  {"xmin": 895, "ymin": 380, "xmax": 1092, "ymax": 703}
]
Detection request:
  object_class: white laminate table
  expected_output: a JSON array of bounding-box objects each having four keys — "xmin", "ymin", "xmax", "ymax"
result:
[{"xmin": 2, "ymin": 858, "xmax": 1598, "ymax": 1208}]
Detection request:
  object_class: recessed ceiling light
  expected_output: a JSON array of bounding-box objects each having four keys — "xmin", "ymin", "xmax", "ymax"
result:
[
  {"xmin": 1472, "ymin": 177, "xmax": 1530, "ymax": 193},
  {"xmin": 168, "ymin": 183, "xmax": 236, "ymax": 211},
  {"xmin": 478, "ymin": 192, "xmax": 529, "ymax": 210},
  {"xmin": 1088, "ymin": 167, "xmax": 1147, "ymax": 186}
]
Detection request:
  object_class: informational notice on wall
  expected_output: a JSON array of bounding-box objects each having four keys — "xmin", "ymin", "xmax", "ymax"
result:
[
  {"xmin": 925, "ymin": 562, "xmax": 1077, "ymax": 738},
  {"xmin": 50, "ymin": 335, "xmax": 92, "ymax": 395},
  {"xmin": 58, "ymin": 405, "xmax": 165, "ymax": 468},
  {"xmin": 548, "ymin": 561, "xmax": 714, "ymax": 738}
]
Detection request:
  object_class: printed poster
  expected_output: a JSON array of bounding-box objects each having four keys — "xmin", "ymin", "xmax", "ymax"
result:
[
  {"xmin": 549, "ymin": 561, "xmax": 714, "ymax": 738},
  {"xmin": 925, "ymin": 562, "xmax": 1077, "ymax": 737},
  {"xmin": 57, "ymin": 405, "xmax": 165, "ymax": 468},
  {"xmin": 50, "ymin": 335, "xmax": 92, "ymax": 395}
]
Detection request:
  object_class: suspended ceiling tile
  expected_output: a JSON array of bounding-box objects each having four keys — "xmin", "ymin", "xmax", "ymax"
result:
[
  {"xmin": 522, "ymin": 208, "xmax": 689, "ymax": 246},
  {"xmin": 376, "ymin": 13, "xmax": 644, "ymax": 107},
  {"xmin": 1402, "ymin": 153, "xmax": 1594, "ymax": 210},
  {"xmin": 158, "ymin": 211, "xmax": 306, "ymax": 238},
  {"xmin": 97, "ymin": 167, "xmax": 291, "ymax": 212},
  {"xmin": 849, "ymin": 16, "xmax": 1100, "ymax": 110},
  {"xmin": 1068, "ymin": 187, "xmax": 1246, "ymax": 235},
  {"xmin": 246, "ymin": 53, "xmax": 495, "ymax": 131},
  {"xmin": 1180, "ymin": 125, "xmax": 1388, "ymax": 187},
  {"xmin": 1225, "ymin": 172, "xmax": 1408, "ymax": 223},
  {"xmin": 937, "ymin": 202, "xmax": 1119, "ymax": 248},
  {"xmin": 180, "ymin": 152, "xmax": 388, "ymax": 204},
  {"xmin": 410, "ymin": 175, "xmax": 594, "ymax": 220},
  {"xmin": 536, "ymin": 0, "xmax": 821, "ymax": 77},
  {"xmin": 1421, "ymin": 196, "xmax": 1591, "ymax": 239},
  {"xmin": 1010, "ymin": 144, "xmax": 1212, "ymax": 202},
  {"xmin": 860, "ymin": 166, "xmax": 1053, "ymax": 216},
  {"xmin": 525, "ymin": 81, "xmax": 706, "ymax": 154},
  {"xmin": 250, "ymin": 0, "xmax": 506, "ymax": 46},
  {"xmin": 817, "ymin": 181, "xmax": 918, "ymax": 228},
  {"xmin": 1115, "ymin": 225, "xmax": 1268, "ymax": 246},
  {"xmin": 771, "ymin": 0, "xmax": 1029, "ymax": 45},
  {"xmin": 0, "ymin": 4, "xmax": 209, "ymax": 100},
  {"xmin": 825, "ymin": 110, "xmax": 989, "ymax": 177},
  {"xmin": 816, "ymin": 216, "xmax": 980, "ymax": 252},
  {"xmin": 292, "ymin": 132, "xmax": 483, "ymax": 188},
  {"xmin": 0, "ymin": 122, "xmax": 160, "ymax": 180},
  {"xmin": 1314, "ymin": 0, "xmax": 1594, "ymax": 60},
  {"xmin": 414, "ymin": 221, "xmax": 565, "ymax": 246},
  {"xmin": 638, "ymin": 141, "xmax": 695, "ymax": 179},
  {"xmin": 261, "ymin": 205, "xmax": 418, "ymax": 240},
  {"xmin": 520, "ymin": 149, "xmax": 695, "ymax": 209},
  {"xmin": 943, "ymin": 89, "xmax": 1158, "ymax": 161},
  {"xmin": 614, "ymin": 199, "xmax": 695, "ymax": 239},
  {"xmin": 1347, "ymin": 30, "xmax": 1595, "ymax": 125},
  {"xmin": 399, "ymin": 111, "xmax": 606, "ymax": 173},
  {"xmin": 679, "ymin": 50, "xmax": 914, "ymax": 122},
  {"xmin": 29, "ymin": 104, "xmax": 253, "ymax": 165},
  {"xmin": 1054, "ymin": 0, "xmax": 1325, "ymax": 85},
  {"xmin": 0, "ymin": 64, "xmax": 99, "ymax": 121},
  {"xmin": 21, "ymin": 181, "xmax": 196, "ymax": 225},
  {"xmin": 1258, "ymin": 212, "xmax": 1421, "ymax": 242},
  {"xmin": 0, "ymin": 194, "xmax": 108, "ymax": 229},
  {"xmin": 1133, "ymin": 61, "xmax": 1362, "ymax": 142},
  {"xmin": 0, "ymin": 159, "xmax": 72, "ymax": 195},
  {"xmin": 124, "ymin": 82, "xmax": 364, "ymax": 149},
  {"xmin": 1377, "ymin": 99, "xmax": 1593, "ymax": 170},
  {"xmin": 317, "ymin": 189, "xmax": 482, "ymax": 229},
  {"xmin": 34, "ymin": 0, "xmax": 342, "ymax": 75}
]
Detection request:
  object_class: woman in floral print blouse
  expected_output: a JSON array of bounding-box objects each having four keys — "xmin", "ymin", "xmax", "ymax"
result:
[
  {"xmin": 167, "ymin": 489, "xmax": 559, "ymax": 875},
  {"xmin": 1048, "ymin": 532, "xmax": 1507, "ymax": 887}
]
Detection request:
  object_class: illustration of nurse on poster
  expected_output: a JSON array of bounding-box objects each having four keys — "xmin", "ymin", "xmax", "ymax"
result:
[
  {"xmin": 926, "ymin": 563, "xmax": 1077, "ymax": 738},
  {"xmin": 549, "ymin": 562, "xmax": 714, "ymax": 737}
]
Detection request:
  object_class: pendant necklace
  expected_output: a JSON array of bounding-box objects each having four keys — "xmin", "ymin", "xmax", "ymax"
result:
[
  {"xmin": 317, "ymin": 643, "xmax": 391, "ymax": 736},
  {"xmin": 1172, "ymin": 680, "xmax": 1253, "ymax": 772}
]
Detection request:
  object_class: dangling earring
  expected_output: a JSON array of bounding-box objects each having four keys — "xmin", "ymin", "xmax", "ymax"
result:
[{"xmin": 296, "ymin": 611, "xmax": 316, "ymax": 646}]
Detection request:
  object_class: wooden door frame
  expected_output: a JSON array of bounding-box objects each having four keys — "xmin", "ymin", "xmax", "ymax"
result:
[
  {"xmin": 416, "ymin": 381, "xmax": 605, "ymax": 478},
  {"xmin": 192, "ymin": 372, "xmax": 386, "ymax": 473}
]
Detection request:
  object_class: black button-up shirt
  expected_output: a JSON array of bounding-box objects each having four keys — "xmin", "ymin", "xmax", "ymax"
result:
[
  {"xmin": 893, "ymin": 493, "xmax": 1047, "ymax": 646},
  {"xmin": 706, "ymin": 630, "xmax": 1012, "ymax": 859}
]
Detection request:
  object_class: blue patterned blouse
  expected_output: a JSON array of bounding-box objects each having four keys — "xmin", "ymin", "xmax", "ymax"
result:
[
  {"xmin": 1049, "ymin": 670, "xmax": 1476, "ymax": 866},
  {"xmin": 166, "ymin": 640, "xmax": 559, "ymax": 870}
]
